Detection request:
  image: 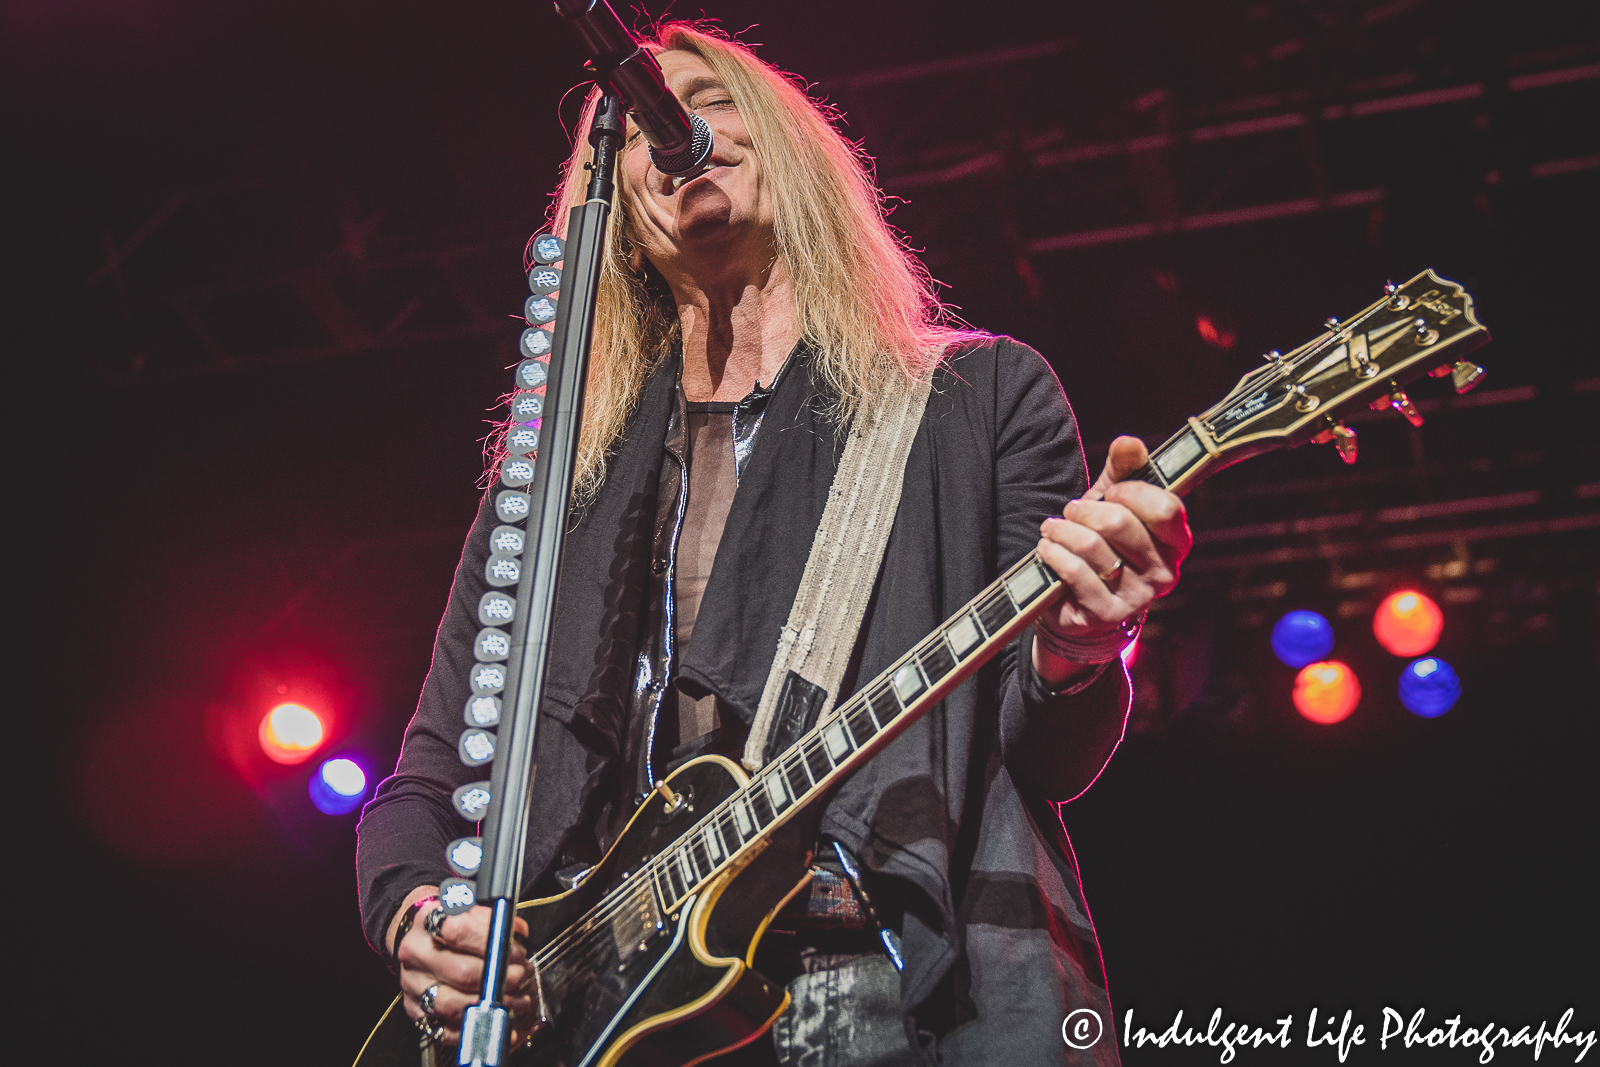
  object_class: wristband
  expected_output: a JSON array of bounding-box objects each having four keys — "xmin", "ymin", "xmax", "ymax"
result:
[
  {"xmin": 388, "ymin": 894, "xmax": 439, "ymax": 972},
  {"xmin": 1032, "ymin": 610, "xmax": 1145, "ymax": 665}
]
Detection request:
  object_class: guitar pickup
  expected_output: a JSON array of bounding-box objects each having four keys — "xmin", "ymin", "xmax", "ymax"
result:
[{"xmin": 612, "ymin": 879, "xmax": 663, "ymax": 970}]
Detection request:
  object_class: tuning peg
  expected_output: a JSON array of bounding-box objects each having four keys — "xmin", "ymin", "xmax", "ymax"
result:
[
  {"xmin": 1311, "ymin": 422, "xmax": 1358, "ymax": 464},
  {"xmin": 1383, "ymin": 280, "xmax": 1398, "ymax": 295},
  {"xmin": 1451, "ymin": 360, "xmax": 1485, "ymax": 394},
  {"xmin": 1324, "ymin": 317, "xmax": 1340, "ymax": 331},
  {"xmin": 1332, "ymin": 424, "xmax": 1357, "ymax": 463},
  {"xmin": 1390, "ymin": 388, "xmax": 1424, "ymax": 427},
  {"xmin": 1261, "ymin": 349, "xmax": 1283, "ymax": 366},
  {"xmin": 1385, "ymin": 282, "xmax": 1410, "ymax": 310},
  {"xmin": 1412, "ymin": 316, "xmax": 1439, "ymax": 346}
]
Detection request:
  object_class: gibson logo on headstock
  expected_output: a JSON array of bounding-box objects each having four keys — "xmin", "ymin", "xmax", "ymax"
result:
[
  {"xmin": 1412, "ymin": 289, "xmax": 1462, "ymax": 324},
  {"xmin": 1212, "ymin": 385, "xmax": 1283, "ymax": 436}
]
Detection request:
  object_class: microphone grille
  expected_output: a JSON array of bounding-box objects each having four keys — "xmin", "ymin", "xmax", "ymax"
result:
[{"xmin": 649, "ymin": 113, "xmax": 714, "ymax": 178}]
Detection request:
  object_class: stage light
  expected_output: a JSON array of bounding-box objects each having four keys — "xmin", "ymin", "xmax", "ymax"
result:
[
  {"xmin": 1399, "ymin": 657, "xmax": 1461, "ymax": 718},
  {"xmin": 1271, "ymin": 610, "xmax": 1335, "ymax": 668},
  {"xmin": 309, "ymin": 757, "xmax": 367, "ymax": 815},
  {"xmin": 1195, "ymin": 314, "xmax": 1236, "ymax": 350},
  {"xmin": 1293, "ymin": 661, "xmax": 1360, "ymax": 724},
  {"xmin": 1373, "ymin": 590, "xmax": 1443, "ymax": 657},
  {"xmin": 258, "ymin": 703, "xmax": 324, "ymax": 764}
]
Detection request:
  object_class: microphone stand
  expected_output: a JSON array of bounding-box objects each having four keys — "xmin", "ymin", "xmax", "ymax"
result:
[{"xmin": 458, "ymin": 89, "xmax": 625, "ymax": 1067}]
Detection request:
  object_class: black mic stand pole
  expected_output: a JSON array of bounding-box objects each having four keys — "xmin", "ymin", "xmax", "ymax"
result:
[{"xmin": 459, "ymin": 89, "xmax": 626, "ymax": 1067}]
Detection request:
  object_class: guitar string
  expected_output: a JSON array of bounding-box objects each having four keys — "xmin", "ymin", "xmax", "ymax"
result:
[
  {"xmin": 527, "ymin": 687, "xmax": 888, "ymax": 973},
  {"xmin": 527, "ymin": 567, "xmax": 1037, "ymax": 973},
  {"xmin": 1219, "ymin": 292, "xmax": 1398, "ymax": 414}
]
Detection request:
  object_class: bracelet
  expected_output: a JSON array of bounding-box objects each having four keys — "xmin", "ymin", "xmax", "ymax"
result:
[
  {"xmin": 388, "ymin": 894, "xmax": 439, "ymax": 972},
  {"xmin": 1032, "ymin": 610, "xmax": 1145, "ymax": 665},
  {"xmin": 1036, "ymin": 659, "xmax": 1113, "ymax": 698}
]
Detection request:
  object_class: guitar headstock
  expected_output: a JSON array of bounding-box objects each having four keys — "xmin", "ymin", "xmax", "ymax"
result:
[{"xmin": 1146, "ymin": 269, "xmax": 1490, "ymax": 492}]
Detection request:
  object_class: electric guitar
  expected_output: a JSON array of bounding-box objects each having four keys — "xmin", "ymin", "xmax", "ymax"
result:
[{"xmin": 354, "ymin": 269, "xmax": 1489, "ymax": 1067}]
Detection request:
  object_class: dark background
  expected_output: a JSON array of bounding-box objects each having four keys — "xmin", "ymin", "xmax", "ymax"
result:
[{"xmin": 5, "ymin": 1, "xmax": 1595, "ymax": 1063}]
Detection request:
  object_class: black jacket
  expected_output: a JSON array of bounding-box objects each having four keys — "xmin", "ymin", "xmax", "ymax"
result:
[{"xmin": 357, "ymin": 335, "xmax": 1130, "ymax": 1064}]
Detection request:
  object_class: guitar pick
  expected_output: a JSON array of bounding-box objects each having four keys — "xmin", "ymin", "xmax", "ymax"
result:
[
  {"xmin": 516, "ymin": 357, "xmax": 549, "ymax": 390},
  {"xmin": 520, "ymin": 326, "xmax": 553, "ymax": 357},
  {"xmin": 500, "ymin": 454, "xmax": 535, "ymax": 488},
  {"xmin": 510, "ymin": 392, "xmax": 543, "ymax": 422},
  {"xmin": 446, "ymin": 837, "xmax": 483, "ymax": 877},
  {"xmin": 463, "ymin": 695, "xmax": 501, "ymax": 728},
  {"xmin": 468, "ymin": 662, "xmax": 507, "ymax": 697},
  {"xmin": 494, "ymin": 491, "xmax": 530, "ymax": 523},
  {"xmin": 527, "ymin": 265, "xmax": 562, "ymax": 296},
  {"xmin": 439, "ymin": 877, "xmax": 477, "ymax": 915},
  {"xmin": 488, "ymin": 525, "xmax": 526, "ymax": 556},
  {"xmin": 452, "ymin": 781, "xmax": 492, "ymax": 821},
  {"xmin": 528, "ymin": 232, "xmax": 564, "ymax": 265},
  {"xmin": 477, "ymin": 591, "xmax": 516, "ymax": 627},
  {"xmin": 474, "ymin": 626, "xmax": 512, "ymax": 661},
  {"xmin": 459, "ymin": 728, "xmax": 496, "ymax": 767},
  {"xmin": 484, "ymin": 554, "xmax": 522, "ymax": 588}
]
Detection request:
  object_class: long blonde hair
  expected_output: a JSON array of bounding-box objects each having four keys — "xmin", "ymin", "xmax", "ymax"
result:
[{"xmin": 522, "ymin": 22, "xmax": 963, "ymax": 505}]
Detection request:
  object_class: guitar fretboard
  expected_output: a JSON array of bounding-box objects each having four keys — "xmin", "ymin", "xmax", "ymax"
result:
[{"xmin": 632, "ymin": 548, "xmax": 1063, "ymax": 918}]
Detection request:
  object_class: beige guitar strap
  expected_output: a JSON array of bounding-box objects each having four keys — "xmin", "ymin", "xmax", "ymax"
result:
[{"xmin": 743, "ymin": 374, "xmax": 934, "ymax": 772}]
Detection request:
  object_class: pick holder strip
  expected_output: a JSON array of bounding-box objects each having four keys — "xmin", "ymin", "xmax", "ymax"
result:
[{"xmin": 438, "ymin": 230, "xmax": 564, "ymax": 918}]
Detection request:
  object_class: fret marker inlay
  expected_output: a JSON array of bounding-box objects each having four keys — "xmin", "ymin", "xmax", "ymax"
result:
[
  {"xmin": 1006, "ymin": 562, "xmax": 1048, "ymax": 604},
  {"xmin": 892, "ymin": 664, "xmax": 926, "ymax": 704},
  {"xmin": 823, "ymin": 721, "xmax": 850, "ymax": 760},
  {"xmin": 947, "ymin": 615, "xmax": 982, "ymax": 656}
]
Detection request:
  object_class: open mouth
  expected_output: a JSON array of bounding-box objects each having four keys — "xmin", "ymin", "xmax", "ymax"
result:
[{"xmin": 670, "ymin": 165, "xmax": 722, "ymax": 192}]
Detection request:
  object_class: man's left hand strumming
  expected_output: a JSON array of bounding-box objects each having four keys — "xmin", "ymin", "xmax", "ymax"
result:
[{"xmin": 1034, "ymin": 434, "xmax": 1193, "ymax": 689}]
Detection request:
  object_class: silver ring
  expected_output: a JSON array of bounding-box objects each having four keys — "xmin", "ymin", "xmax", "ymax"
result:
[
  {"xmin": 423, "ymin": 904, "xmax": 449, "ymax": 945},
  {"xmin": 413, "ymin": 1011, "xmax": 447, "ymax": 1044},
  {"xmin": 419, "ymin": 984, "xmax": 440, "ymax": 1019},
  {"xmin": 1096, "ymin": 557, "xmax": 1124, "ymax": 582}
]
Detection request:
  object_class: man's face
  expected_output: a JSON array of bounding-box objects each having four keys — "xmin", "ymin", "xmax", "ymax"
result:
[{"xmin": 618, "ymin": 50, "xmax": 772, "ymax": 272}]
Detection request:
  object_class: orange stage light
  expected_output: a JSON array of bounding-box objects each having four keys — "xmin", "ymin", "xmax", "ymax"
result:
[
  {"xmin": 1293, "ymin": 661, "xmax": 1360, "ymax": 724},
  {"xmin": 1373, "ymin": 590, "xmax": 1444, "ymax": 657},
  {"xmin": 258, "ymin": 702, "xmax": 325, "ymax": 764}
]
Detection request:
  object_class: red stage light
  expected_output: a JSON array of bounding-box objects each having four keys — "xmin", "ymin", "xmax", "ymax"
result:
[
  {"xmin": 258, "ymin": 703, "xmax": 324, "ymax": 764},
  {"xmin": 1194, "ymin": 314, "xmax": 1237, "ymax": 350},
  {"xmin": 1373, "ymin": 590, "xmax": 1443, "ymax": 657},
  {"xmin": 1293, "ymin": 661, "xmax": 1360, "ymax": 724}
]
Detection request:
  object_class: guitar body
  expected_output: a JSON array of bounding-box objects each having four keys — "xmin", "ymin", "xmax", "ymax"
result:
[{"xmin": 355, "ymin": 755, "xmax": 817, "ymax": 1067}]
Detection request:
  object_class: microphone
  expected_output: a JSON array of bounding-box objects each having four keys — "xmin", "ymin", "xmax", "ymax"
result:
[{"xmin": 553, "ymin": 0, "xmax": 714, "ymax": 177}]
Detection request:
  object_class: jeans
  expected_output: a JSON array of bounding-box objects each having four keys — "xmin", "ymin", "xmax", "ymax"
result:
[{"xmin": 768, "ymin": 953, "xmax": 920, "ymax": 1067}]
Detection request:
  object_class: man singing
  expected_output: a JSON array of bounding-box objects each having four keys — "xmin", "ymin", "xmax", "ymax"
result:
[{"xmin": 357, "ymin": 22, "xmax": 1190, "ymax": 1066}]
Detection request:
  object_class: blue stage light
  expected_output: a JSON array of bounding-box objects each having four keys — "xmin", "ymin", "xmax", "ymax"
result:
[
  {"xmin": 1398, "ymin": 657, "xmax": 1461, "ymax": 718},
  {"xmin": 309, "ymin": 757, "xmax": 368, "ymax": 815},
  {"xmin": 1271, "ymin": 610, "xmax": 1335, "ymax": 668}
]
